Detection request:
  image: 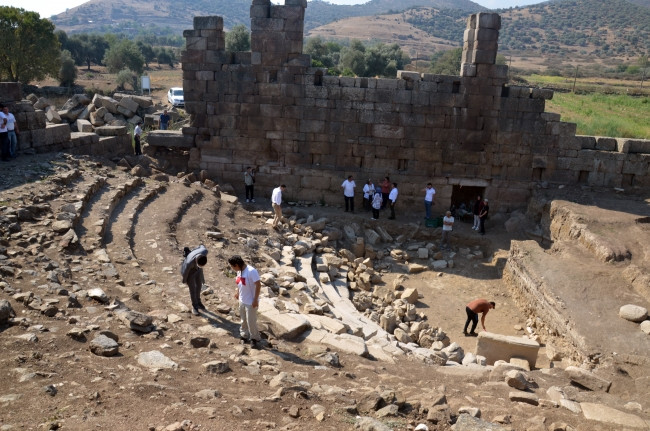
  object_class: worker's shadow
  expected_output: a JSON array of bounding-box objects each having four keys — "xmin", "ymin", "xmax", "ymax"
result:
[{"xmin": 198, "ymin": 309, "xmax": 240, "ymax": 337}]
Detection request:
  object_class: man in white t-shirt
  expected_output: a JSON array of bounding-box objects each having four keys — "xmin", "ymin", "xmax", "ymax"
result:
[
  {"xmin": 388, "ymin": 182, "xmax": 398, "ymax": 220},
  {"xmin": 2, "ymin": 105, "xmax": 19, "ymax": 159},
  {"xmin": 0, "ymin": 104, "xmax": 8, "ymax": 162},
  {"xmin": 341, "ymin": 175, "xmax": 356, "ymax": 212},
  {"xmin": 229, "ymin": 255, "xmax": 262, "ymax": 349},
  {"xmin": 271, "ymin": 184, "xmax": 286, "ymax": 228},
  {"xmin": 423, "ymin": 182, "xmax": 436, "ymax": 219},
  {"xmin": 362, "ymin": 179, "xmax": 374, "ymax": 211},
  {"xmin": 441, "ymin": 210, "xmax": 454, "ymax": 249}
]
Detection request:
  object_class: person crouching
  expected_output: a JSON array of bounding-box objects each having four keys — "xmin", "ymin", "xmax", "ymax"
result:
[{"xmin": 180, "ymin": 245, "xmax": 208, "ymax": 315}]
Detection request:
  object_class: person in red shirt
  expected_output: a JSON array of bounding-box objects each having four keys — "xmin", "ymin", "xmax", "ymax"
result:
[
  {"xmin": 463, "ymin": 298, "xmax": 495, "ymax": 336},
  {"xmin": 380, "ymin": 176, "xmax": 390, "ymax": 209}
]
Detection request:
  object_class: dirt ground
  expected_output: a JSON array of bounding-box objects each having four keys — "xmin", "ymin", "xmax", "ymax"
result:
[{"xmin": 0, "ymin": 153, "xmax": 649, "ymax": 431}]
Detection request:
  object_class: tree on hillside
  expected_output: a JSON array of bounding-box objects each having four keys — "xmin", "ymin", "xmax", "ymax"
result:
[
  {"xmin": 103, "ymin": 39, "xmax": 144, "ymax": 75},
  {"xmin": 225, "ymin": 24, "xmax": 250, "ymax": 52},
  {"xmin": 640, "ymin": 55, "xmax": 648, "ymax": 88},
  {"xmin": 0, "ymin": 7, "xmax": 60, "ymax": 83},
  {"xmin": 60, "ymin": 32, "xmax": 109, "ymax": 70},
  {"xmin": 430, "ymin": 48, "xmax": 462, "ymax": 75},
  {"xmin": 59, "ymin": 50, "xmax": 77, "ymax": 87},
  {"xmin": 137, "ymin": 41, "xmax": 156, "ymax": 68}
]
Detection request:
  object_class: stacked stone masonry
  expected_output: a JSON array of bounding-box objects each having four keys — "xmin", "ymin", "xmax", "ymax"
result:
[{"xmin": 181, "ymin": 3, "xmax": 650, "ymax": 211}]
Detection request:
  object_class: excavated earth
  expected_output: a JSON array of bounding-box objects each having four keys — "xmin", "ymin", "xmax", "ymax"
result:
[{"xmin": 0, "ymin": 153, "xmax": 649, "ymax": 431}]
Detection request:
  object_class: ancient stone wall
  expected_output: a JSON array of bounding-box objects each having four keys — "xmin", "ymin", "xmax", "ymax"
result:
[{"xmin": 181, "ymin": 2, "xmax": 650, "ymax": 212}]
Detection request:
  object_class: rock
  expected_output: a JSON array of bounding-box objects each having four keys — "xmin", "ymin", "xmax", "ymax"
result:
[
  {"xmin": 0, "ymin": 300, "xmax": 16, "ymax": 323},
  {"xmin": 618, "ymin": 304, "xmax": 648, "ymax": 322},
  {"xmin": 580, "ymin": 402, "xmax": 647, "ymax": 429},
  {"xmin": 458, "ymin": 406, "xmax": 481, "ymax": 418},
  {"xmin": 288, "ymin": 405, "xmax": 300, "ymax": 418},
  {"xmin": 202, "ymin": 360, "xmax": 231, "ymax": 374},
  {"xmin": 136, "ymin": 351, "xmax": 178, "ymax": 369},
  {"xmin": 509, "ymin": 357, "xmax": 530, "ymax": 371},
  {"xmin": 258, "ymin": 299, "xmax": 311, "ymax": 340},
  {"xmin": 426, "ymin": 404, "xmax": 450, "ymax": 424},
  {"xmin": 87, "ymin": 288, "xmax": 109, "ymax": 304},
  {"xmin": 89, "ymin": 334, "xmax": 119, "ymax": 357},
  {"xmin": 418, "ymin": 248, "xmax": 428, "ymax": 259},
  {"xmin": 375, "ymin": 404, "xmax": 399, "ymax": 418},
  {"xmin": 52, "ymin": 220, "xmax": 73, "ymax": 234},
  {"xmin": 408, "ymin": 263, "xmax": 427, "ymax": 274},
  {"xmin": 194, "ymin": 389, "xmax": 222, "ymax": 399},
  {"xmin": 640, "ymin": 320, "xmax": 650, "ymax": 334},
  {"xmin": 401, "ymin": 287, "xmax": 418, "ymax": 304},
  {"xmin": 358, "ymin": 391, "xmax": 384, "ymax": 412},
  {"xmin": 431, "ymin": 260, "xmax": 447, "ymax": 270},
  {"xmin": 116, "ymin": 310, "xmax": 154, "ymax": 333},
  {"xmin": 393, "ymin": 328, "xmax": 412, "ymax": 344},
  {"xmin": 565, "ymin": 366, "xmax": 612, "ymax": 392},
  {"xmin": 508, "ymin": 391, "xmax": 539, "ymax": 405},
  {"xmin": 355, "ymin": 416, "xmax": 392, "ymax": 431},
  {"xmin": 504, "ymin": 370, "xmax": 529, "ymax": 390},
  {"xmin": 190, "ymin": 337, "xmax": 210, "ymax": 348},
  {"xmin": 453, "ymin": 414, "xmax": 508, "ymax": 430}
]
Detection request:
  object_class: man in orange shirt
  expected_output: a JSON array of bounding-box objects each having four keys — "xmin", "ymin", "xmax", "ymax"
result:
[{"xmin": 463, "ymin": 298, "xmax": 495, "ymax": 337}]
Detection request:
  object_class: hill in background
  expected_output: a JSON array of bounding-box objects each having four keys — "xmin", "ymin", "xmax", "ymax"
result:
[{"xmin": 50, "ymin": 0, "xmax": 649, "ymax": 73}]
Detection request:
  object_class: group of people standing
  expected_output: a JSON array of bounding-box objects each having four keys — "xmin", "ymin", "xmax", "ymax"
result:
[
  {"xmin": 0, "ymin": 104, "xmax": 20, "ymax": 161},
  {"xmin": 344, "ymin": 176, "xmax": 399, "ymax": 220}
]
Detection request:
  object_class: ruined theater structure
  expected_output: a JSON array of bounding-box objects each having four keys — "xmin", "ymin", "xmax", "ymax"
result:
[{"xmin": 168, "ymin": 0, "xmax": 650, "ymax": 212}]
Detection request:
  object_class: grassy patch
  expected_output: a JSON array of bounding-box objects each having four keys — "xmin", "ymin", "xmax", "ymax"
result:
[{"xmin": 545, "ymin": 93, "xmax": 650, "ymax": 139}]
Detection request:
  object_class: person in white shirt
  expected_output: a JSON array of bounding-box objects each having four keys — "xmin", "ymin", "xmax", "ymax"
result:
[
  {"xmin": 341, "ymin": 175, "xmax": 356, "ymax": 212},
  {"xmin": 0, "ymin": 104, "xmax": 8, "ymax": 162},
  {"xmin": 388, "ymin": 182, "xmax": 398, "ymax": 220},
  {"xmin": 441, "ymin": 210, "xmax": 454, "ymax": 249},
  {"xmin": 133, "ymin": 121, "xmax": 143, "ymax": 155},
  {"xmin": 2, "ymin": 105, "xmax": 19, "ymax": 159},
  {"xmin": 371, "ymin": 191, "xmax": 382, "ymax": 220},
  {"xmin": 271, "ymin": 184, "xmax": 286, "ymax": 228},
  {"xmin": 362, "ymin": 179, "xmax": 374, "ymax": 211},
  {"xmin": 423, "ymin": 183, "xmax": 436, "ymax": 219},
  {"xmin": 229, "ymin": 255, "xmax": 262, "ymax": 349}
]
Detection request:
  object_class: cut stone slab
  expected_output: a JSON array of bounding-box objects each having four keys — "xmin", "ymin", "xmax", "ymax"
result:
[
  {"xmin": 475, "ymin": 332, "xmax": 540, "ymax": 368},
  {"xmin": 304, "ymin": 314, "xmax": 347, "ymax": 335},
  {"xmin": 581, "ymin": 402, "xmax": 648, "ymax": 429},
  {"xmin": 303, "ymin": 328, "xmax": 368, "ymax": 357},
  {"xmin": 565, "ymin": 366, "xmax": 611, "ymax": 392},
  {"xmin": 619, "ymin": 304, "xmax": 648, "ymax": 322},
  {"xmin": 436, "ymin": 364, "xmax": 490, "ymax": 381},
  {"xmin": 258, "ymin": 298, "xmax": 311, "ymax": 340}
]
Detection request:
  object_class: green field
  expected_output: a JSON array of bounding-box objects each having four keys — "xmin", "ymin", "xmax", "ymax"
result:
[{"xmin": 545, "ymin": 92, "xmax": 649, "ymax": 140}]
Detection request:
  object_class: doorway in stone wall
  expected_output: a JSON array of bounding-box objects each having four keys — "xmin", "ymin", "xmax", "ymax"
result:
[{"xmin": 451, "ymin": 185, "xmax": 484, "ymax": 223}]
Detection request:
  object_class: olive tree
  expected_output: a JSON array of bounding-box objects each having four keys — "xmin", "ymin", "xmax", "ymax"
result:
[
  {"xmin": 0, "ymin": 7, "xmax": 60, "ymax": 83},
  {"xmin": 225, "ymin": 24, "xmax": 250, "ymax": 52}
]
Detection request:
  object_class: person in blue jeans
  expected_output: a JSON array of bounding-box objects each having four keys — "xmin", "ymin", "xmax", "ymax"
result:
[{"xmin": 159, "ymin": 110, "xmax": 170, "ymax": 130}]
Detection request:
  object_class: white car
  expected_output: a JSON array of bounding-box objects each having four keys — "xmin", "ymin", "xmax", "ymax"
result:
[{"xmin": 167, "ymin": 87, "xmax": 184, "ymax": 107}]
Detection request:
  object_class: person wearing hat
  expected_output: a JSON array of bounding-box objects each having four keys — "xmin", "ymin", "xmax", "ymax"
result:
[
  {"xmin": 479, "ymin": 198, "xmax": 489, "ymax": 235},
  {"xmin": 441, "ymin": 210, "xmax": 454, "ymax": 249},
  {"xmin": 134, "ymin": 121, "xmax": 143, "ymax": 155}
]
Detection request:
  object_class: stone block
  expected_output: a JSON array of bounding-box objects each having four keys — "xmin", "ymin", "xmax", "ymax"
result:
[
  {"xmin": 565, "ymin": 366, "xmax": 612, "ymax": 392},
  {"xmin": 193, "ymin": 16, "xmax": 223, "ymax": 31},
  {"xmin": 580, "ymin": 402, "xmax": 647, "ymax": 429},
  {"xmin": 258, "ymin": 298, "xmax": 311, "ymax": 340},
  {"xmin": 92, "ymin": 94, "xmax": 119, "ymax": 113},
  {"xmin": 94, "ymin": 126, "xmax": 128, "ymax": 137},
  {"xmin": 76, "ymin": 119, "xmax": 93, "ymax": 133},
  {"xmin": 475, "ymin": 332, "xmax": 540, "ymax": 368},
  {"xmin": 118, "ymin": 96, "xmax": 140, "ymax": 114}
]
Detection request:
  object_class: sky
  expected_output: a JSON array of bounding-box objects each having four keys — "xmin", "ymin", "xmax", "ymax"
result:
[{"xmin": 2, "ymin": 0, "xmax": 544, "ymax": 19}]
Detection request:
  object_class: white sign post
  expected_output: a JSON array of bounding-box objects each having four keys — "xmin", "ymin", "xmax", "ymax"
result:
[{"xmin": 141, "ymin": 76, "xmax": 151, "ymax": 95}]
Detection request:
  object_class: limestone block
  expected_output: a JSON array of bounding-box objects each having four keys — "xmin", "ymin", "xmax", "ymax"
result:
[
  {"xmin": 76, "ymin": 119, "xmax": 93, "ymax": 133},
  {"xmin": 401, "ymin": 288, "xmax": 419, "ymax": 305},
  {"xmin": 565, "ymin": 366, "xmax": 612, "ymax": 392},
  {"xmin": 580, "ymin": 402, "xmax": 647, "ymax": 429},
  {"xmin": 92, "ymin": 94, "xmax": 119, "ymax": 113},
  {"xmin": 258, "ymin": 298, "xmax": 311, "ymax": 340},
  {"xmin": 508, "ymin": 391, "xmax": 538, "ymax": 406},
  {"xmin": 475, "ymin": 332, "xmax": 540, "ymax": 368},
  {"xmin": 304, "ymin": 314, "xmax": 347, "ymax": 335},
  {"xmin": 118, "ymin": 96, "xmax": 140, "ymax": 114},
  {"xmin": 94, "ymin": 126, "xmax": 127, "ymax": 137},
  {"xmin": 116, "ymin": 105, "xmax": 134, "ymax": 118},
  {"xmin": 45, "ymin": 107, "xmax": 61, "ymax": 124},
  {"xmin": 34, "ymin": 97, "xmax": 52, "ymax": 110},
  {"xmin": 47, "ymin": 124, "xmax": 72, "ymax": 144},
  {"xmin": 304, "ymin": 328, "xmax": 368, "ymax": 357},
  {"xmin": 397, "ymin": 71, "xmax": 421, "ymax": 81},
  {"xmin": 193, "ymin": 16, "xmax": 223, "ymax": 31}
]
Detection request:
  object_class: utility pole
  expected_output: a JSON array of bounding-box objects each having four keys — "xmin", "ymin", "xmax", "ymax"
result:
[{"xmin": 572, "ymin": 65, "xmax": 579, "ymax": 93}]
